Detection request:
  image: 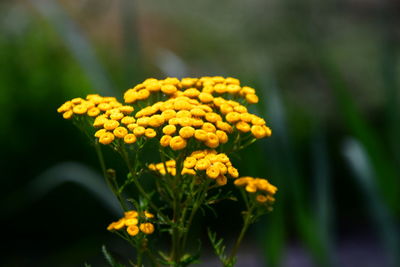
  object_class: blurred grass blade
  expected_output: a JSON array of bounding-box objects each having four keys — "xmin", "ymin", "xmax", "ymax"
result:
[
  {"xmin": 342, "ymin": 138, "xmax": 399, "ymax": 267},
  {"xmin": 259, "ymin": 75, "xmax": 332, "ymax": 266},
  {"xmin": 119, "ymin": 0, "xmax": 142, "ymax": 85},
  {"xmin": 156, "ymin": 48, "xmax": 189, "ymax": 78},
  {"xmin": 29, "ymin": 0, "xmax": 114, "ymax": 94},
  {"xmin": 318, "ymin": 55, "xmax": 399, "ymax": 213},
  {"xmin": 2, "ymin": 162, "xmax": 121, "ymax": 218},
  {"xmin": 311, "ymin": 129, "xmax": 334, "ymax": 265}
]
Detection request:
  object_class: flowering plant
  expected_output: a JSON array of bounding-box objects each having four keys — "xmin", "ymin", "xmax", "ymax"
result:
[{"xmin": 58, "ymin": 76, "xmax": 277, "ymax": 267}]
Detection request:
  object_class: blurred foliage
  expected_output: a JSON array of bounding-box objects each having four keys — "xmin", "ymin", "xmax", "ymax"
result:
[{"xmin": 1, "ymin": 0, "xmax": 399, "ymax": 266}]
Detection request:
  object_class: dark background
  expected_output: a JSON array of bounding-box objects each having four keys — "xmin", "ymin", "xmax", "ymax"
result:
[{"xmin": 1, "ymin": 0, "xmax": 399, "ymax": 266}]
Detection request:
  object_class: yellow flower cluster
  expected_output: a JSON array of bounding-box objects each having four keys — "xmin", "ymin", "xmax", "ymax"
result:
[
  {"xmin": 57, "ymin": 94, "xmax": 130, "ymax": 120},
  {"xmin": 148, "ymin": 150, "xmax": 239, "ymax": 185},
  {"xmin": 234, "ymin": 177, "xmax": 277, "ymax": 203},
  {"xmin": 107, "ymin": 210, "xmax": 155, "ymax": 236},
  {"xmin": 58, "ymin": 77, "xmax": 272, "ymax": 149},
  {"xmin": 124, "ymin": 77, "xmax": 259, "ymax": 105}
]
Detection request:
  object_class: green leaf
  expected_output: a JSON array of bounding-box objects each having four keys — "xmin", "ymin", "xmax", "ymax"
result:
[{"xmin": 102, "ymin": 245, "xmax": 125, "ymax": 267}]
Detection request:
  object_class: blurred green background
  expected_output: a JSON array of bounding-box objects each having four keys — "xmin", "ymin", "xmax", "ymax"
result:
[{"xmin": 1, "ymin": 0, "xmax": 399, "ymax": 266}]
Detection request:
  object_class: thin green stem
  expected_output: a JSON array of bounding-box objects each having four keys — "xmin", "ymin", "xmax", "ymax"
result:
[
  {"xmin": 94, "ymin": 142, "xmax": 128, "ymax": 210},
  {"xmin": 229, "ymin": 204, "xmax": 255, "ymax": 260},
  {"xmin": 119, "ymin": 143, "xmax": 168, "ymax": 221}
]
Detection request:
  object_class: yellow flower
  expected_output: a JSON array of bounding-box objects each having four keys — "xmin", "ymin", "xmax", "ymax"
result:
[
  {"xmin": 251, "ymin": 116, "xmax": 266, "ymax": 125},
  {"xmin": 246, "ymin": 93, "xmax": 259, "ymax": 104},
  {"xmin": 125, "ymin": 218, "xmax": 139, "ymax": 226},
  {"xmin": 124, "ymin": 210, "xmax": 139, "ymax": 218},
  {"xmin": 87, "ymin": 107, "xmax": 101, "ymax": 117},
  {"xmin": 137, "ymin": 89, "xmax": 150, "ymax": 100},
  {"xmin": 71, "ymin": 97, "xmax": 84, "ymax": 104},
  {"xmin": 191, "ymin": 150, "xmax": 206, "ymax": 159},
  {"xmin": 205, "ymin": 112, "xmax": 222, "ymax": 123},
  {"xmin": 133, "ymin": 126, "xmax": 146, "ymax": 136},
  {"xmin": 121, "ymin": 116, "xmax": 136, "ymax": 125},
  {"xmin": 62, "ymin": 110, "xmax": 74, "ymax": 119},
  {"xmin": 227, "ymin": 166, "xmax": 239, "ymax": 178},
  {"xmin": 169, "ymin": 136, "xmax": 187, "ymax": 150},
  {"xmin": 245, "ymin": 183, "xmax": 257, "ymax": 193},
  {"xmin": 234, "ymin": 105, "xmax": 247, "ymax": 113},
  {"xmin": 236, "ymin": 121, "xmax": 251, "ymax": 133},
  {"xmin": 216, "ymin": 175, "xmax": 227, "ymax": 186},
  {"xmin": 145, "ymin": 128, "xmax": 157, "ymax": 138},
  {"xmin": 110, "ymin": 112, "xmax": 124, "ymax": 121},
  {"xmin": 127, "ymin": 225, "xmax": 139, "ymax": 236},
  {"xmin": 256, "ymin": 194, "xmax": 268, "ymax": 203},
  {"xmin": 57, "ymin": 101, "xmax": 72, "ymax": 113},
  {"xmin": 214, "ymin": 161, "xmax": 227, "ymax": 175},
  {"xmin": 160, "ymin": 135, "xmax": 172, "ymax": 147},
  {"xmin": 124, "ymin": 89, "xmax": 137, "ymax": 103},
  {"xmin": 251, "ymin": 125, "xmax": 267, "ymax": 139},
  {"xmin": 145, "ymin": 211, "xmax": 154, "ymax": 218},
  {"xmin": 205, "ymin": 133, "xmax": 219, "ymax": 148},
  {"xmin": 95, "ymin": 129, "xmax": 107, "ymax": 138},
  {"xmin": 146, "ymin": 81, "xmax": 161, "ymax": 92},
  {"xmin": 127, "ymin": 123, "xmax": 138, "ymax": 131},
  {"xmin": 198, "ymin": 92, "xmax": 214, "ymax": 103},
  {"xmin": 184, "ymin": 88, "xmax": 201, "ymax": 98},
  {"xmin": 140, "ymin": 223, "xmax": 155, "ymax": 234},
  {"xmin": 225, "ymin": 77, "xmax": 240, "ymax": 85},
  {"xmin": 119, "ymin": 105, "xmax": 134, "ymax": 114},
  {"xmin": 137, "ymin": 117, "xmax": 150, "ymax": 127},
  {"xmin": 104, "ymin": 120, "xmax": 120, "ymax": 131},
  {"xmin": 123, "ymin": 134, "xmax": 136, "ymax": 144},
  {"xmin": 240, "ymin": 113, "xmax": 254, "ymax": 123},
  {"xmin": 194, "ymin": 130, "xmax": 208, "ymax": 142},
  {"xmin": 163, "ymin": 125, "xmax": 177, "ymax": 135},
  {"xmin": 220, "ymin": 104, "xmax": 233, "ymax": 114},
  {"xmin": 214, "ymin": 84, "xmax": 227, "ymax": 94},
  {"xmin": 202, "ymin": 122, "xmax": 216, "ymax": 133},
  {"xmin": 176, "ymin": 110, "xmax": 191, "ymax": 118},
  {"xmin": 226, "ymin": 84, "xmax": 241, "ymax": 93},
  {"xmin": 107, "ymin": 222, "xmax": 116, "ymax": 231},
  {"xmin": 93, "ymin": 115, "xmax": 108, "ymax": 127},
  {"xmin": 195, "ymin": 158, "xmax": 211, "ymax": 170},
  {"xmin": 161, "ymin": 84, "xmax": 178, "ymax": 94},
  {"xmin": 179, "ymin": 126, "xmax": 195, "ymax": 139},
  {"xmin": 216, "ymin": 130, "xmax": 228, "ymax": 144},
  {"xmin": 178, "ymin": 117, "xmax": 192, "ymax": 127},
  {"xmin": 184, "ymin": 157, "xmax": 197, "ymax": 168},
  {"xmin": 161, "ymin": 109, "xmax": 176, "ymax": 120},
  {"xmin": 149, "ymin": 115, "xmax": 165, "ymax": 127},
  {"xmin": 113, "ymin": 218, "xmax": 126, "ymax": 230},
  {"xmin": 226, "ymin": 112, "xmax": 241, "ymax": 123},
  {"xmin": 181, "ymin": 168, "xmax": 196, "ymax": 175},
  {"xmin": 181, "ymin": 77, "xmax": 197, "ymax": 88},
  {"xmin": 241, "ymin": 86, "xmax": 256, "ymax": 95},
  {"xmin": 113, "ymin": 127, "xmax": 128, "ymax": 138},
  {"xmin": 191, "ymin": 108, "xmax": 206, "ymax": 117},
  {"xmin": 99, "ymin": 132, "xmax": 115, "ymax": 145},
  {"xmin": 206, "ymin": 165, "xmax": 220, "ymax": 179},
  {"xmin": 98, "ymin": 103, "xmax": 112, "ymax": 111}
]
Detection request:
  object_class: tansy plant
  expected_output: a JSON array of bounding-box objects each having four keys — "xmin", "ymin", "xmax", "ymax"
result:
[{"xmin": 57, "ymin": 77, "xmax": 277, "ymax": 267}]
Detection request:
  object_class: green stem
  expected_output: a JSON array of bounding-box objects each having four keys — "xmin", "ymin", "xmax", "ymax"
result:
[
  {"xmin": 181, "ymin": 179, "xmax": 211, "ymax": 250},
  {"xmin": 229, "ymin": 204, "xmax": 255, "ymax": 261},
  {"xmin": 94, "ymin": 142, "xmax": 128, "ymax": 210},
  {"xmin": 119, "ymin": 144, "xmax": 168, "ymax": 221}
]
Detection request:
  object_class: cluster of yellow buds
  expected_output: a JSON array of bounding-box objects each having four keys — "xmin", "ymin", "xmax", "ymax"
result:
[
  {"xmin": 148, "ymin": 150, "xmax": 239, "ymax": 186},
  {"xmin": 234, "ymin": 177, "xmax": 277, "ymax": 203},
  {"xmin": 57, "ymin": 94, "xmax": 131, "ymax": 120},
  {"xmin": 70, "ymin": 77, "xmax": 272, "ymax": 147},
  {"xmin": 107, "ymin": 210, "xmax": 155, "ymax": 236},
  {"xmin": 123, "ymin": 77, "xmax": 259, "ymax": 105}
]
